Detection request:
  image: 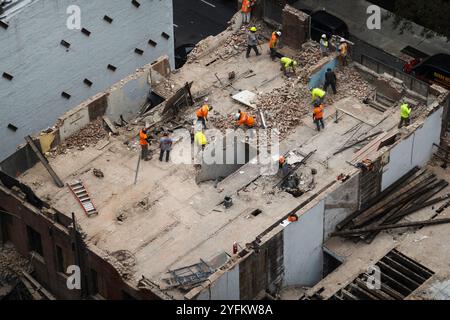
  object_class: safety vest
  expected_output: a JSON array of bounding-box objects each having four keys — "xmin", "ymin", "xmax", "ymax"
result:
[
  {"xmin": 196, "ymin": 104, "xmax": 209, "ymax": 118},
  {"xmin": 195, "ymin": 132, "xmax": 207, "ymax": 146},
  {"xmin": 400, "ymin": 103, "xmax": 411, "ymax": 119},
  {"xmin": 238, "ymin": 112, "xmax": 255, "ymax": 127},
  {"xmin": 269, "ymin": 32, "xmax": 278, "ymax": 49},
  {"xmin": 311, "ymin": 88, "xmax": 326, "ymax": 101},
  {"xmin": 313, "ymin": 105, "xmax": 324, "ymax": 120},
  {"xmin": 140, "ymin": 130, "xmax": 148, "ymax": 146},
  {"xmin": 320, "ymin": 39, "xmax": 329, "ymax": 48},
  {"xmin": 241, "ymin": 0, "xmax": 250, "ymax": 13},
  {"xmin": 280, "ymin": 57, "xmax": 293, "ymax": 68}
]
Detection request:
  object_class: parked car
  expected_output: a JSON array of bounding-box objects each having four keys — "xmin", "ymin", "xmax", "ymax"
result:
[
  {"xmin": 174, "ymin": 43, "xmax": 196, "ymax": 69},
  {"xmin": 409, "ymin": 54, "xmax": 450, "ymax": 90}
]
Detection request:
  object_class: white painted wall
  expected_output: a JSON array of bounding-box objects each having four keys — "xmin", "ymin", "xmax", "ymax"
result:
[
  {"xmin": 382, "ymin": 107, "xmax": 443, "ymax": 191},
  {"xmin": 196, "ymin": 265, "xmax": 240, "ymax": 300},
  {"xmin": 323, "ymin": 174, "xmax": 359, "ymax": 240},
  {"xmin": 411, "ymin": 108, "xmax": 443, "ymax": 167},
  {"xmin": 283, "ymin": 200, "xmax": 325, "ymax": 287}
]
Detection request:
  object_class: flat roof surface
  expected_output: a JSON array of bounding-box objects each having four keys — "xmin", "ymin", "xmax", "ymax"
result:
[{"xmin": 17, "ymin": 21, "xmax": 435, "ymax": 297}]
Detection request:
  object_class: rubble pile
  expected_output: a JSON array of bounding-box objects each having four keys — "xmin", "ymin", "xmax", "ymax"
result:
[
  {"xmin": 295, "ymin": 41, "xmax": 322, "ymax": 70},
  {"xmin": 330, "ymin": 67, "xmax": 375, "ymax": 103},
  {"xmin": 53, "ymin": 118, "xmax": 107, "ymax": 155},
  {"xmin": 0, "ymin": 244, "xmax": 32, "ymax": 285},
  {"xmin": 187, "ymin": 21, "xmax": 268, "ymax": 63},
  {"xmin": 256, "ymin": 83, "xmax": 311, "ymax": 138}
]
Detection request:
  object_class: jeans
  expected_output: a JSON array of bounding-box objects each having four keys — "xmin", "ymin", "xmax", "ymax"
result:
[
  {"xmin": 324, "ymin": 81, "xmax": 337, "ymax": 94},
  {"xmin": 159, "ymin": 149, "xmax": 170, "ymax": 162},
  {"xmin": 197, "ymin": 117, "xmax": 206, "ymax": 129},
  {"xmin": 314, "ymin": 119, "xmax": 325, "ymax": 131},
  {"xmin": 270, "ymin": 48, "xmax": 277, "ymax": 60},
  {"xmin": 246, "ymin": 45, "xmax": 259, "ymax": 58},
  {"xmin": 242, "ymin": 12, "xmax": 250, "ymax": 24},
  {"xmin": 398, "ymin": 117, "xmax": 410, "ymax": 129}
]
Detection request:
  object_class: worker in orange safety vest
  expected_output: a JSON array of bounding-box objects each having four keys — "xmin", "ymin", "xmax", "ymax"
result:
[
  {"xmin": 196, "ymin": 98, "xmax": 210, "ymax": 129},
  {"xmin": 235, "ymin": 110, "xmax": 255, "ymax": 129},
  {"xmin": 313, "ymin": 103, "xmax": 325, "ymax": 132},
  {"xmin": 269, "ymin": 31, "xmax": 281, "ymax": 60},
  {"xmin": 241, "ymin": 0, "xmax": 255, "ymax": 24},
  {"xmin": 139, "ymin": 127, "xmax": 152, "ymax": 161}
]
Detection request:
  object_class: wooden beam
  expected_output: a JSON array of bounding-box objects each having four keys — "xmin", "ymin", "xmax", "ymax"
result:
[
  {"xmin": 332, "ymin": 217, "xmax": 450, "ymax": 236},
  {"xmin": 25, "ymin": 136, "xmax": 64, "ymax": 188},
  {"xmin": 102, "ymin": 116, "xmax": 119, "ymax": 135}
]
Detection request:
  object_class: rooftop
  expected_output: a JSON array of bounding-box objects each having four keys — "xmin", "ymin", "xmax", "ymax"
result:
[{"xmin": 16, "ymin": 15, "xmax": 444, "ymax": 298}]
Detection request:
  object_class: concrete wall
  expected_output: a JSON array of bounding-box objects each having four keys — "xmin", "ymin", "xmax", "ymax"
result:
[
  {"xmin": 323, "ymin": 173, "xmax": 360, "ymax": 240},
  {"xmin": 196, "ymin": 265, "xmax": 240, "ymax": 300},
  {"xmin": 0, "ymin": 0, "xmax": 174, "ymax": 161},
  {"xmin": 283, "ymin": 200, "xmax": 325, "ymax": 287},
  {"xmin": 381, "ymin": 107, "xmax": 443, "ymax": 191}
]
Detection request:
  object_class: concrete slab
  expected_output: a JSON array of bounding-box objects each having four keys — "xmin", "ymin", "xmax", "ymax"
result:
[
  {"xmin": 334, "ymin": 97, "xmax": 386, "ymax": 127},
  {"xmin": 231, "ymin": 90, "xmax": 258, "ymax": 109}
]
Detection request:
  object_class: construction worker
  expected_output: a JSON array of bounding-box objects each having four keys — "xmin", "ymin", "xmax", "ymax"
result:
[
  {"xmin": 311, "ymin": 87, "xmax": 326, "ymax": 104},
  {"xmin": 246, "ymin": 27, "xmax": 260, "ymax": 58},
  {"xmin": 280, "ymin": 57, "xmax": 297, "ymax": 77},
  {"xmin": 269, "ymin": 31, "xmax": 281, "ymax": 61},
  {"xmin": 319, "ymin": 34, "xmax": 329, "ymax": 57},
  {"xmin": 398, "ymin": 102, "xmax": 412, "ymax": 128},
  {"xmin": 139, "ymin": 127, "xmax": 152, "ymax": 161},
  {"xmin": 195, "ymin": 130, "xmax": 207, "ymax": 151},
  {"xmin": 338, "ymin": 38, "xmax": 349, "ymax": 66},
  {"xmin": 313, "ymin": 102, "xmax": 325, "ymax": 132},
  {"xmin": 196, "ymin": 98, "xmax": 210, "ymax": 129},
  {"xmin": 279, "ymin": 156, "xmax": 289, "ymax": 177},
  {"xmin": 241, "ymin": 0, "xmax": 254, "ymax": 24},
  {"xmin": 323, "ymin": 68, "xmax": 337, "ymax": 94},
  {"xmin": 159, "ymin": 132, "xmax": 173, "ymax": 162},
  {"xmin": 235, "ymin": 110, "xmax": 255, "ymax": 129}
]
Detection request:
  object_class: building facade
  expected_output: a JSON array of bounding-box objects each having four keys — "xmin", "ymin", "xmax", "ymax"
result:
[{"xmin": 0, "ymin": 0, "xmax": 174, "ymax": 160}]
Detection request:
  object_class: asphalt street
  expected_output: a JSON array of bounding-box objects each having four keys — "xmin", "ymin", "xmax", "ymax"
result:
[{"xmin": 173, "ymin": 0, "xmax": 237, "ymax": 47}]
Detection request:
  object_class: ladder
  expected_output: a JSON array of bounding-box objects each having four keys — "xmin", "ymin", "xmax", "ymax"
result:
[{"xmin": 68, "ymin": 180, "xmax": 98, "ymax": 217}]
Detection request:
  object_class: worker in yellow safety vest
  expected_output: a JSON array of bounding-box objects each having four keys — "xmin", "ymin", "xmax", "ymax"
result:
[
  {"xmin": 195, "ymin": 130, "xmax": 207, "ymax": 151},
  {"xmin": 311, "ymin": 87, "xmax": 326, "ymax": 104},
  {"xmin": 398, "ymin": 102, "xmax": 412, "ymax": 128},
  {"xmin": 280, "ymin": 57, "xmax": 297, "ymax": 77}
]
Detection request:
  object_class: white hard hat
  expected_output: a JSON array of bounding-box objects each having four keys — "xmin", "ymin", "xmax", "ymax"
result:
[
  {"xmin": 234, "ymin": 113, "xmax": 241, "ymax": 120},
  {"xmin": 340, "ymin": 38, "xmax": 346, "ymax": 43},
  {"xmin": 322, "ymin": 34, "xmax": 327, "ymax": 39},
  {"xmin": 276, "ymin": 31, "xmax": 282, "ymax": 37},
  {"xmin": 204, "ymin": 97, "xmax": 209, "ymax": 103}
]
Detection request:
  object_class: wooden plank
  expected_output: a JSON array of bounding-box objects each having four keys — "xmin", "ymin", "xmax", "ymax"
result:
[
  {"xmin": 25, "ymin": 136, "xmax": 64, "ymax": 188},
  {"xmin": 102, "ymin": 116, "xmax": 119, "ymax": 135}
]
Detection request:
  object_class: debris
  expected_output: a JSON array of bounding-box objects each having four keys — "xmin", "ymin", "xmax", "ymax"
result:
[
  {"xmin": 102, "ymin": 115, "xmax": 119, "ymax": 135},
  {"xmin": 25, "ymin": 135, "xmax": 64, "ymax": 188},
  {"xmin": 53, "ymin": 118, "xmax": 108, "ymax": 156},
  {"xmin": 0, "ymin": 243, "xmax": 33, "ymax": 288},
  {"xmin": 93, "ymin": 169, "xmax": 104, "ymax": 178},
  {"xmin": 335, "ymin": 168, "xmax": 450, "ymax": 242}
]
